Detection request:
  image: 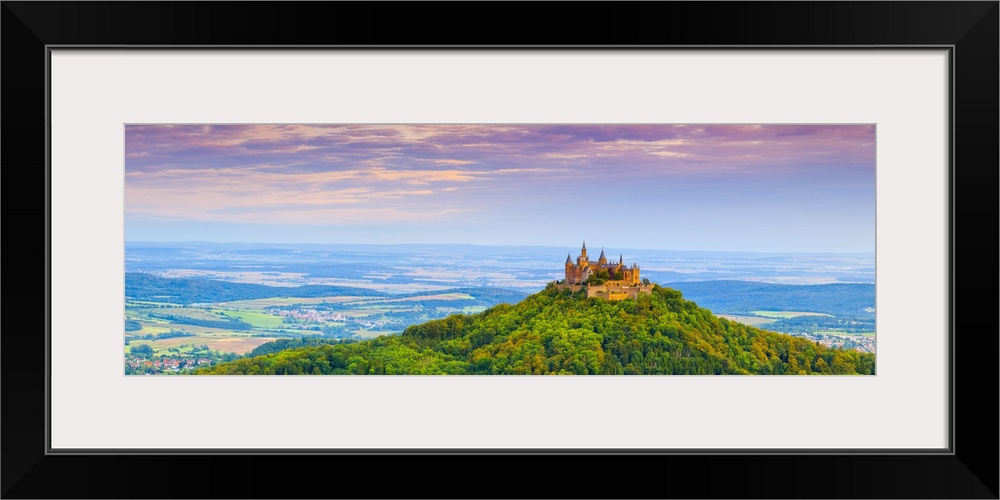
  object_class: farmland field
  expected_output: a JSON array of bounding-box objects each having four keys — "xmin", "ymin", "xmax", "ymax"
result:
[
  {"xmin": 128, "ymin": 300, "xmax": 184, "ymax": 307},
  {"xmin": 815, "ymin": 330, "xmax": 876, "ymax": 337},
  {"xmin": 124, "ymin": 271, "xmax": 529, "ymax": 374},
  {"xmin": 751, "ymin": 310, "xmax": 833, "ymax": 319},
  {"xmin": 217, "ymin": 296, "xmax": 362, "ymax": 309},
  {"xmin": 202, "ymin": 337, "xmax": 280, "ymax": 353},
  {"xmin": 374, "ymin": 292, "xmax": 474, "ymax": 303},
  {"xmin": 136, "ymin": 322, "xmax": 258, "ymax": 336},
  {"xmin": 215, "ymin": 310, "xmax": 286, "ymax": 328},
  {"xmin": 125, "ymin": 321, "xmax": 173, "ymax": 336},
  {"xmin": 129, "ymin": 335, "xmax": 279, "ymax": 355},
  {"xmin": 715, "ymin": 314, "xmax": 777, "ymax": 327},
  {"xmin": 353, "ymin": 330, "xmax": 399, "ymax": 339},
  {"xmin": 157, "ymin": 307, "xmax": 230, "ymax": 320},
  {"xmin": 124, "ymin": 243, "xmax": 875, "ymax": 374}
]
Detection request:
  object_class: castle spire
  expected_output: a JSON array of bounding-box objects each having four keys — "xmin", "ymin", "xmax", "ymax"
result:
[
  {"xmin": 619, "ymin": 254, "xmax": 623, "ymax": 265},
  {"xmin": 566, "ymin": 253, "xmax": 572, "ymax": 265},
  {"xmin": 582, "ymin": 241, "xmax": 587, "ymax": 252},
  {"xmin": 599, "ymin": 248, "xmax": 606, "ymax": 260}
]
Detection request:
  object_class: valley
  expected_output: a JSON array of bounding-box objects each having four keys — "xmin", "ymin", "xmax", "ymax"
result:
[{"xmin": 125, "ymin": 242, "xmax": 876, "ymax": 374}]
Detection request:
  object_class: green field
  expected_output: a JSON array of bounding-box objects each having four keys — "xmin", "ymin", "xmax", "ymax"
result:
[
  {"xmin": 716, "ymin": 314, "xmax": 777, "ymax": 327},
  {"xmin": 217, "ymin": 297, "xmax": 361, "ymax": 309},
  {"xmin": 126, "ymin": 285, "xmax": 508, "ymax": 365},
  {"xmin": 751, "ymin": 310, "xmax": 833, "ymax": 319},
  {"xmin": 158, "ymin": 307, "xmax": 228, "ymax": 320},
  {"xmin": 374, "ymin": 292, "xmax": 474, "ymax": 303},
  {"xmin": 353, "ymin": 330, "xmax": 400, "ymax": 339},
  {"xmin": 359, "ymin": 304, "xmax": 406, "ymax": 310},
  {"xmin": 160, "ymin": 324, "xmax": 258, "ymax": 336},
  {"xmin": 815, "ymin": 330, "xmax": 876, "ymax": 337},
  {"xmin": 128, "ymin": 322, "xmax": 173, "ymax": 336},
  {"xmin": 255, "ymin": 328, "xmax": 327, "ymax": 336},
  {"xmin": 127, "ymin": 300, "xmax": 184, "ymax": 307},
  {"xmin": 127, "ymin": 339, "xmax": 186, "ymax": 356},
  {"xmin": 215, "ymin": 309, "xmax": 285, "ymax": 328}
]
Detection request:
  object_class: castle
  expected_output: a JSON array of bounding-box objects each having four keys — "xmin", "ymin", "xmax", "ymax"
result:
[{"xmin": 555, "ymin": 242, "xmax": 652, "ymax": 300}]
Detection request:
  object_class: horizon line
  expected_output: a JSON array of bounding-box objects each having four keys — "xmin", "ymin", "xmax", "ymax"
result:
[{"xmin": 124, "ymin": 240, "xmax": 876, "ymax": 256}]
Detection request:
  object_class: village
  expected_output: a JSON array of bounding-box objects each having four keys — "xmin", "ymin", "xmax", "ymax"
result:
[
  {"xmin": 789, "ymin": 331, "xmax": 876, "ymax": 354},
  {"xmin": 266, "ymin": 305, "xmax": 435, "ymax": 334},
  {"xmin": 125, "ymin": 355, "xmax": 217, "ymax": 374},
  {"xmin": 270, "ymin": 307, "xmax": 347, "ymax": 323}
]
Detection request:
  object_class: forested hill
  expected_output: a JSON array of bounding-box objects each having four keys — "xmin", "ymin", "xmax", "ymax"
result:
[{"xmin": 196, "ymin": 284, "xmax": 875, "ymax": 375}]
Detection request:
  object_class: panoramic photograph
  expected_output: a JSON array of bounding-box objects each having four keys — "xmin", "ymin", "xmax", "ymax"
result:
[{"xmin": 124, "ymin": 124, "xmax": 876, "ymax": 375}]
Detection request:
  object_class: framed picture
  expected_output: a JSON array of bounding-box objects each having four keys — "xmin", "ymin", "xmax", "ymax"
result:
[{"xmin": 3, "ymin": 2, "xmax": 996, "ymax": 498}]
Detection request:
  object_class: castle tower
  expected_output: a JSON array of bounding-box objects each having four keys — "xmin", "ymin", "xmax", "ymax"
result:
[
  {"xmin": 577, "ymin": 241, "xmax": 589, "ymax": 268},
  {"xmin": 598, "ymin": 248, "xmax": 607, "ymax": 265}
]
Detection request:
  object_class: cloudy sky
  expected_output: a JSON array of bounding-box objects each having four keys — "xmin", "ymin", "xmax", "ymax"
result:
[{"xmin": 125, "ymin": 124, "xmax": 875, "ymax": 253}]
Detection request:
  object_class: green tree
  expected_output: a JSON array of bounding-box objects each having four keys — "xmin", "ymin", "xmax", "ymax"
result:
[{"xmin": 130, "ymin": 344, "xmax": 154, "ymax": 358}]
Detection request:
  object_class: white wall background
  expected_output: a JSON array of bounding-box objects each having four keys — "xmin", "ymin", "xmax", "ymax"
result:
[{"xmin": 50, "ymin": 50, "xmax": 948, "ymax": 450}]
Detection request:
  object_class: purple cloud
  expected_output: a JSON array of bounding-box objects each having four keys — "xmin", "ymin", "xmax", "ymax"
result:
[{"xmin": 125, "ymin": 124, "xmax": 875, "ymax": 234}]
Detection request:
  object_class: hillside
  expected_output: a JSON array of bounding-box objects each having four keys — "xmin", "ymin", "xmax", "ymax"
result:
[{"xmin": 195, "ymin": 283, "xmax": 875, "ymax": 375}]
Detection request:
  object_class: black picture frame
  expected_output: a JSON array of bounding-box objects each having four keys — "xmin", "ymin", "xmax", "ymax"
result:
[{"xmin": 3, "ymin": 2, "xmax": 996, "ymax": 498}]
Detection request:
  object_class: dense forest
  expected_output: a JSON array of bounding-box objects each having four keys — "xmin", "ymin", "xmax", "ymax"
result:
[
  {"xmin": 197, "ymin": 284, "xmax": 875, "ymax": 375},
  {"xmin": 244, "ymin": 337, "xmax": 357, "ymax": 357}
]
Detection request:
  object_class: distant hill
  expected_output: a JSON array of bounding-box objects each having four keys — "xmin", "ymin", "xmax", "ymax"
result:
[
  {"xmin": 665, "ymin": 280, "xmax": 875, "ymax": 317},
  {"xmin": 125, "ymin": 272, "xmax": 527, "ymax": 307},
  {"xmin": 125, "ymin": 272, "xmax": 383, "ymax": 304},
  {"xmin": 196, "ymin": 283, "xmax": 875, "ymax": 375}
]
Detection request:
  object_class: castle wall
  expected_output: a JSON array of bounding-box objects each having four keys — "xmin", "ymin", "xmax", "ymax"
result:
[{"xmin": 583, "ymin": 284, "xmax": 652, "ymax": 300}]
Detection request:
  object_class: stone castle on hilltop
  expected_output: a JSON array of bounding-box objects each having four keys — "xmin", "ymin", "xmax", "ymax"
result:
[{"xmin": 555, "ymin": 242, "xmax": 652, "ymax": 300}]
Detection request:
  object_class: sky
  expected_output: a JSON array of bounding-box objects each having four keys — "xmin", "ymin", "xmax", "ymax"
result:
[{"xmin": 125, "ymin": 124, "xmax": 875, "ymax": 253}]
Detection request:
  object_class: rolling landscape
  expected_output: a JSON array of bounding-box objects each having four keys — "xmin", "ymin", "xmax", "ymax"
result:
[
  {"xmin": 124, "ymin": 242, "xmax": 875, "ymax": 374},
  {"xmin": 124, "ymin": 124, "xmax": 876, "ymax": 375}
]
